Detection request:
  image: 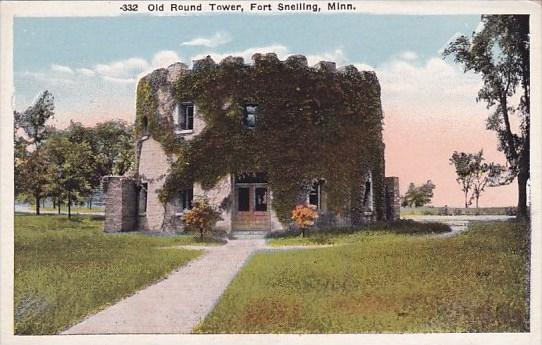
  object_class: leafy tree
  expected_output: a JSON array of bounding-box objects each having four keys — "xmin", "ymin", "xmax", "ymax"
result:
[
  {"xmin": 14, "ymin": 90, "xmax": 55, "ymax": 150},
  {"xmin": 450, "ymin": 150, "xmax": 506, "ymax": 209},
  {"xmin": 14, "ymin": 149, "xmax": 50, "ymax": 215},
  {"xmin": 65, "ymin": 120, "xmax": 135, "ymax": 207},
  {"xmin": 449, "ymin": 151, "xmax": 475, "ymax": 208},
  {"xmin": 14, "ymin": 91, "xmax": 55, "ymax": 214},
  {"xmin": 444, "ymin": 15, "xmax": 530, "ymax": 219},
  {"xmin": 44, "ymin": 134, "xmax": 96, "ymax": 218},
  {"xmin": 93, "ymin": 120, "xmax": 135, "ymax": 176},
  {"xmin": 181, "ymin": 197, "xmax": 222, "ymax": 239},
  {"xmin": 401, "ymin": 180, "xmax": 435, "ymax": 207}
]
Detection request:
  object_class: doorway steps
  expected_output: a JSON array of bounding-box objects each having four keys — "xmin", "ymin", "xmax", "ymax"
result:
[{"xmin": 230, "ymin": 230, "xmax": 269, "ymax": 240}]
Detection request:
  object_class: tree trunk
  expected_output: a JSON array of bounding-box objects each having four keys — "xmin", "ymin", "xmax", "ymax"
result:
[
  {"xmin": 68, "ymin": 193, "xmax": 71, "ymax": 219},
  {"xmin": 200, "ymin": 227, "xmax": 204, "ymax": 240},
  {"xmin": 517, "ymin": 171, "xmax": 529, "ymax": 220},
  {"xmin": 58, "ymin": 200, "xmax": 61, "ymax": 215},
  {"xmin": 464, "ymin": 191, "xmax": 469, "ymax": 209},
  {"xmin": 35, "ymin": 195, "xmax": 40, "ymax": 215}
]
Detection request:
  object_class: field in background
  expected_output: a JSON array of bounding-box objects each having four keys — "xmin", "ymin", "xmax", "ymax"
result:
[
  {"xmin": 197, "ymin": 221, "xmax": 529, "ymax": 333},
  {"xmin": 14, "ymin": 215, "xmax": 205, "ymax": 334}
]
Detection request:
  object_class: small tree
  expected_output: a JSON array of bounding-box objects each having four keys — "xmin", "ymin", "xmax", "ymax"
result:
[
  {"xmin": 181, "ymin": 197, "xmax": 222, "ymax": 239},
  {"xmin": 450, "ymin": 152, "xmax": 475, "ymax": 208},
  {"xmin": 401, "ymin": 180, "xmax": 435, "ymax": 207},
  {"xmin": 450, "ymin": 150, "xmax": 505, "ymax": 210},
  {"xmin": 291, "ymin": 204, "xmax": 319, "ymax": 237}
]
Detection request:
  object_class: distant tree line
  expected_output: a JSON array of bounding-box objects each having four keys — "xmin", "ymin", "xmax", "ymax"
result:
[{"xmin": 14, "ymin": 90, "xmax": 135, "ymax": 217}]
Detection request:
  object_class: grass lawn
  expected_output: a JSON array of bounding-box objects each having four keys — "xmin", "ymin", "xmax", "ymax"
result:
[
  {"xmin": 197, "ymin": 221, "xmax": 529, "ymax": 333},
  {"xmin": 14, "ymin": 215, "xmax": 209, "ymax": 335}
]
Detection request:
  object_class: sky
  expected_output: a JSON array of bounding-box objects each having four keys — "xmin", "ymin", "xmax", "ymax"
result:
[{"xmin": 13, "ymin": 14, "xmax": 518, "ymax": 207}]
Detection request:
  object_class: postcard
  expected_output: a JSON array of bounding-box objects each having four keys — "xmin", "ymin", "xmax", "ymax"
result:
[{"xmin": 1, "ymin": 1, "xmax": 540, "ymax": 345}]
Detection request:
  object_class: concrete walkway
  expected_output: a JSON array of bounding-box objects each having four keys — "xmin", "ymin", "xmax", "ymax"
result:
[{"xmin": 63, "ymin": 239, "xmax": 266, "ymax": 334}]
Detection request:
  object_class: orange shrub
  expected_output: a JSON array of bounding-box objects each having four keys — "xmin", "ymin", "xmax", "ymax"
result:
[
  {"xmin": 181, "ymin": 197, "xmax": 222, "ymax": 239},
  {"xmin": 291, "ymin": 204, "xmax": 319, "ymax": 237}
]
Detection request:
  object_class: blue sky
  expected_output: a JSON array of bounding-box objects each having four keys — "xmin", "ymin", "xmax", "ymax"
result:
[
  {"xmin": 12, "ymin": 13, "xmax": 517, "ymax": 206},
  {"xmin": 15, "ymin": 15, "xmax": 479, "ymax": 72}
]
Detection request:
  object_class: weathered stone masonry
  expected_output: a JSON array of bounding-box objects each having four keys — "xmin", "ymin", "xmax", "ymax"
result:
[{"xmin": 104, "ymin": 54, "xmax": 400, "ymax": 233}]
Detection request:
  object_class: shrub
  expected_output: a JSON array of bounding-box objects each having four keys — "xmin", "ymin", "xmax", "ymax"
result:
[
  {"xmin": 291, "ymin": 204, "xmax": 319, "ymax": 237},
  {"xmin": 181, "ymin": 197, "xmax": 223, "ymax": 239}
]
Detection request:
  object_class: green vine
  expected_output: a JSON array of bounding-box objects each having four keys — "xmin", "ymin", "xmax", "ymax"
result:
[{"xmin": 136, "ymin": 55, "xmax": 386, "ymax": 224}]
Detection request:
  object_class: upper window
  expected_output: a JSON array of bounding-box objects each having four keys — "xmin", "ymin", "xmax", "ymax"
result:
[
  {"xmin": 243, "ymin": 104, "xmax": 257, "ymax": 128},
  {"xmin": 175, "ymin": 102, "xmax": 194, "ymax": 131}
]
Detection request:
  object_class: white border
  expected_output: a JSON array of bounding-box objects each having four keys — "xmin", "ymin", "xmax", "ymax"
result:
[{"xmin": 1, "ymin": 1, "xmax": 540, "ymax": 345}]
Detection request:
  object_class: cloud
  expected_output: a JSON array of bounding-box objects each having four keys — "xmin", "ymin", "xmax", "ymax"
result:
[
  {"xmin": 306, "ymin": 48, "xmax": 347, "ymax": 66},
  {"xmin": 51, "ymin": 64, "xmax": 74, "ymax": 74},
  {"xmin": 354, "ymin": 63, "xmax": 375, "ymax": 71},
  {"xmin": 151, "ymin": 50, "xmax": 182, "ymax": 69},
  {"xmin": 94, "ymin": 57, "xmax": 149, "ymax": 82},
  {"xmin": 76, "ymin": 68, "xmax": 95, "ymax": 77},
  {"xmin": 181, "ymin": 31, "xmax": 232, "ymax": 48},
  {"xmin": 399, "ymin": 51, "xmax": 418, "ymax": 60}
]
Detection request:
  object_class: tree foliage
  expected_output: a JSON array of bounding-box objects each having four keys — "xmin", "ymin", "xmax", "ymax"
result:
[
  {"xmin": 14, "ymin": 90, "xmax": 135, "ymax": 215},
  {"xmin": 443, "ymin": 15, "xmax": 530, "ymax": 219},
  {"xmin": 401, "ymin": 180, "xmax": 435, "ymax": 208},
  {"xmin": 14, "ymin": 90, "xmax": 55, "ymax": 214},
  {"xmin": 449, "ymin": 150, "xmax": 505, "ymax": 209}
]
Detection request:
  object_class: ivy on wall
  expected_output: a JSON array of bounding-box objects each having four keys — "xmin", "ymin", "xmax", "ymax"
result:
[{"xmin": 136, "ymin": 54, "xmax": 386, "ymax": 224}]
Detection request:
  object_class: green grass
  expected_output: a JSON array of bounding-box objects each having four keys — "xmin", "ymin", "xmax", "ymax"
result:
[
  {"xmin": 14, "ymin": 215, "xmax": 206, "ymax": 335},
  {"xmin": 267, "ymin": 220, "xmax": 451, "ymax": 247},
  {"xmin": 197, "ymin": 221, "xmax": 529, "ymax": 333}
]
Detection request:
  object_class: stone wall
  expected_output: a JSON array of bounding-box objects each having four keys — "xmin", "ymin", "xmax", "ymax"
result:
[
  {"xmin": 385, "ymin": 176, "xmax": 401, "ymax": 221},
  {"xmin": 137, "ymin": 137, "xmax": 174, "ymax": 232},
  {"xmin": 103, "ymin": 176, "xmax": 138, "ymax": 232}
]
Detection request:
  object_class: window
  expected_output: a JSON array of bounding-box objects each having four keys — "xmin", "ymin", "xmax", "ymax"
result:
[
  {"xmin": 177, "ymin": 188, "xmax": 193, "ymax": 213},
  {"xmin": 141, "ymin": 117, "xmax": 149, "ymax": 135},
  {"xmin": 363, "ymin": 181, "xmax": 372, "ymax": 208},
  {"xmin": 308, "ymin": 182, "xmax": 321, "ymax": 209},
  {"xmin": 255, "ymin": 187, "xmax": 268, "ymax": 211},
  {"xmin": 175, "ymin": 102, "xmax": 194, "ymax": 131},
  {"xmin": 238, "ymin": 187, "xmax": 250, "ymax": 211},
  {"xmin": 243, "ymin": 104, "xmax": 257, "ymax": 128},
  {"xmin": 138, "ymin": 183, "xmax": 148, "ymax": 214}
]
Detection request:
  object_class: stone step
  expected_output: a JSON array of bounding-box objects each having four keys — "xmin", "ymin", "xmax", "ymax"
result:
[{"xmin": 230, "ymin": 230, "xmax": 269, "ymax": 240}]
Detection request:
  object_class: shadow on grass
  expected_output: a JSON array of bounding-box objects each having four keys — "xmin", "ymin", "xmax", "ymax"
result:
[{"xmin": 267, "ymin": 219, "xmax": 452, "ymax": 239}]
